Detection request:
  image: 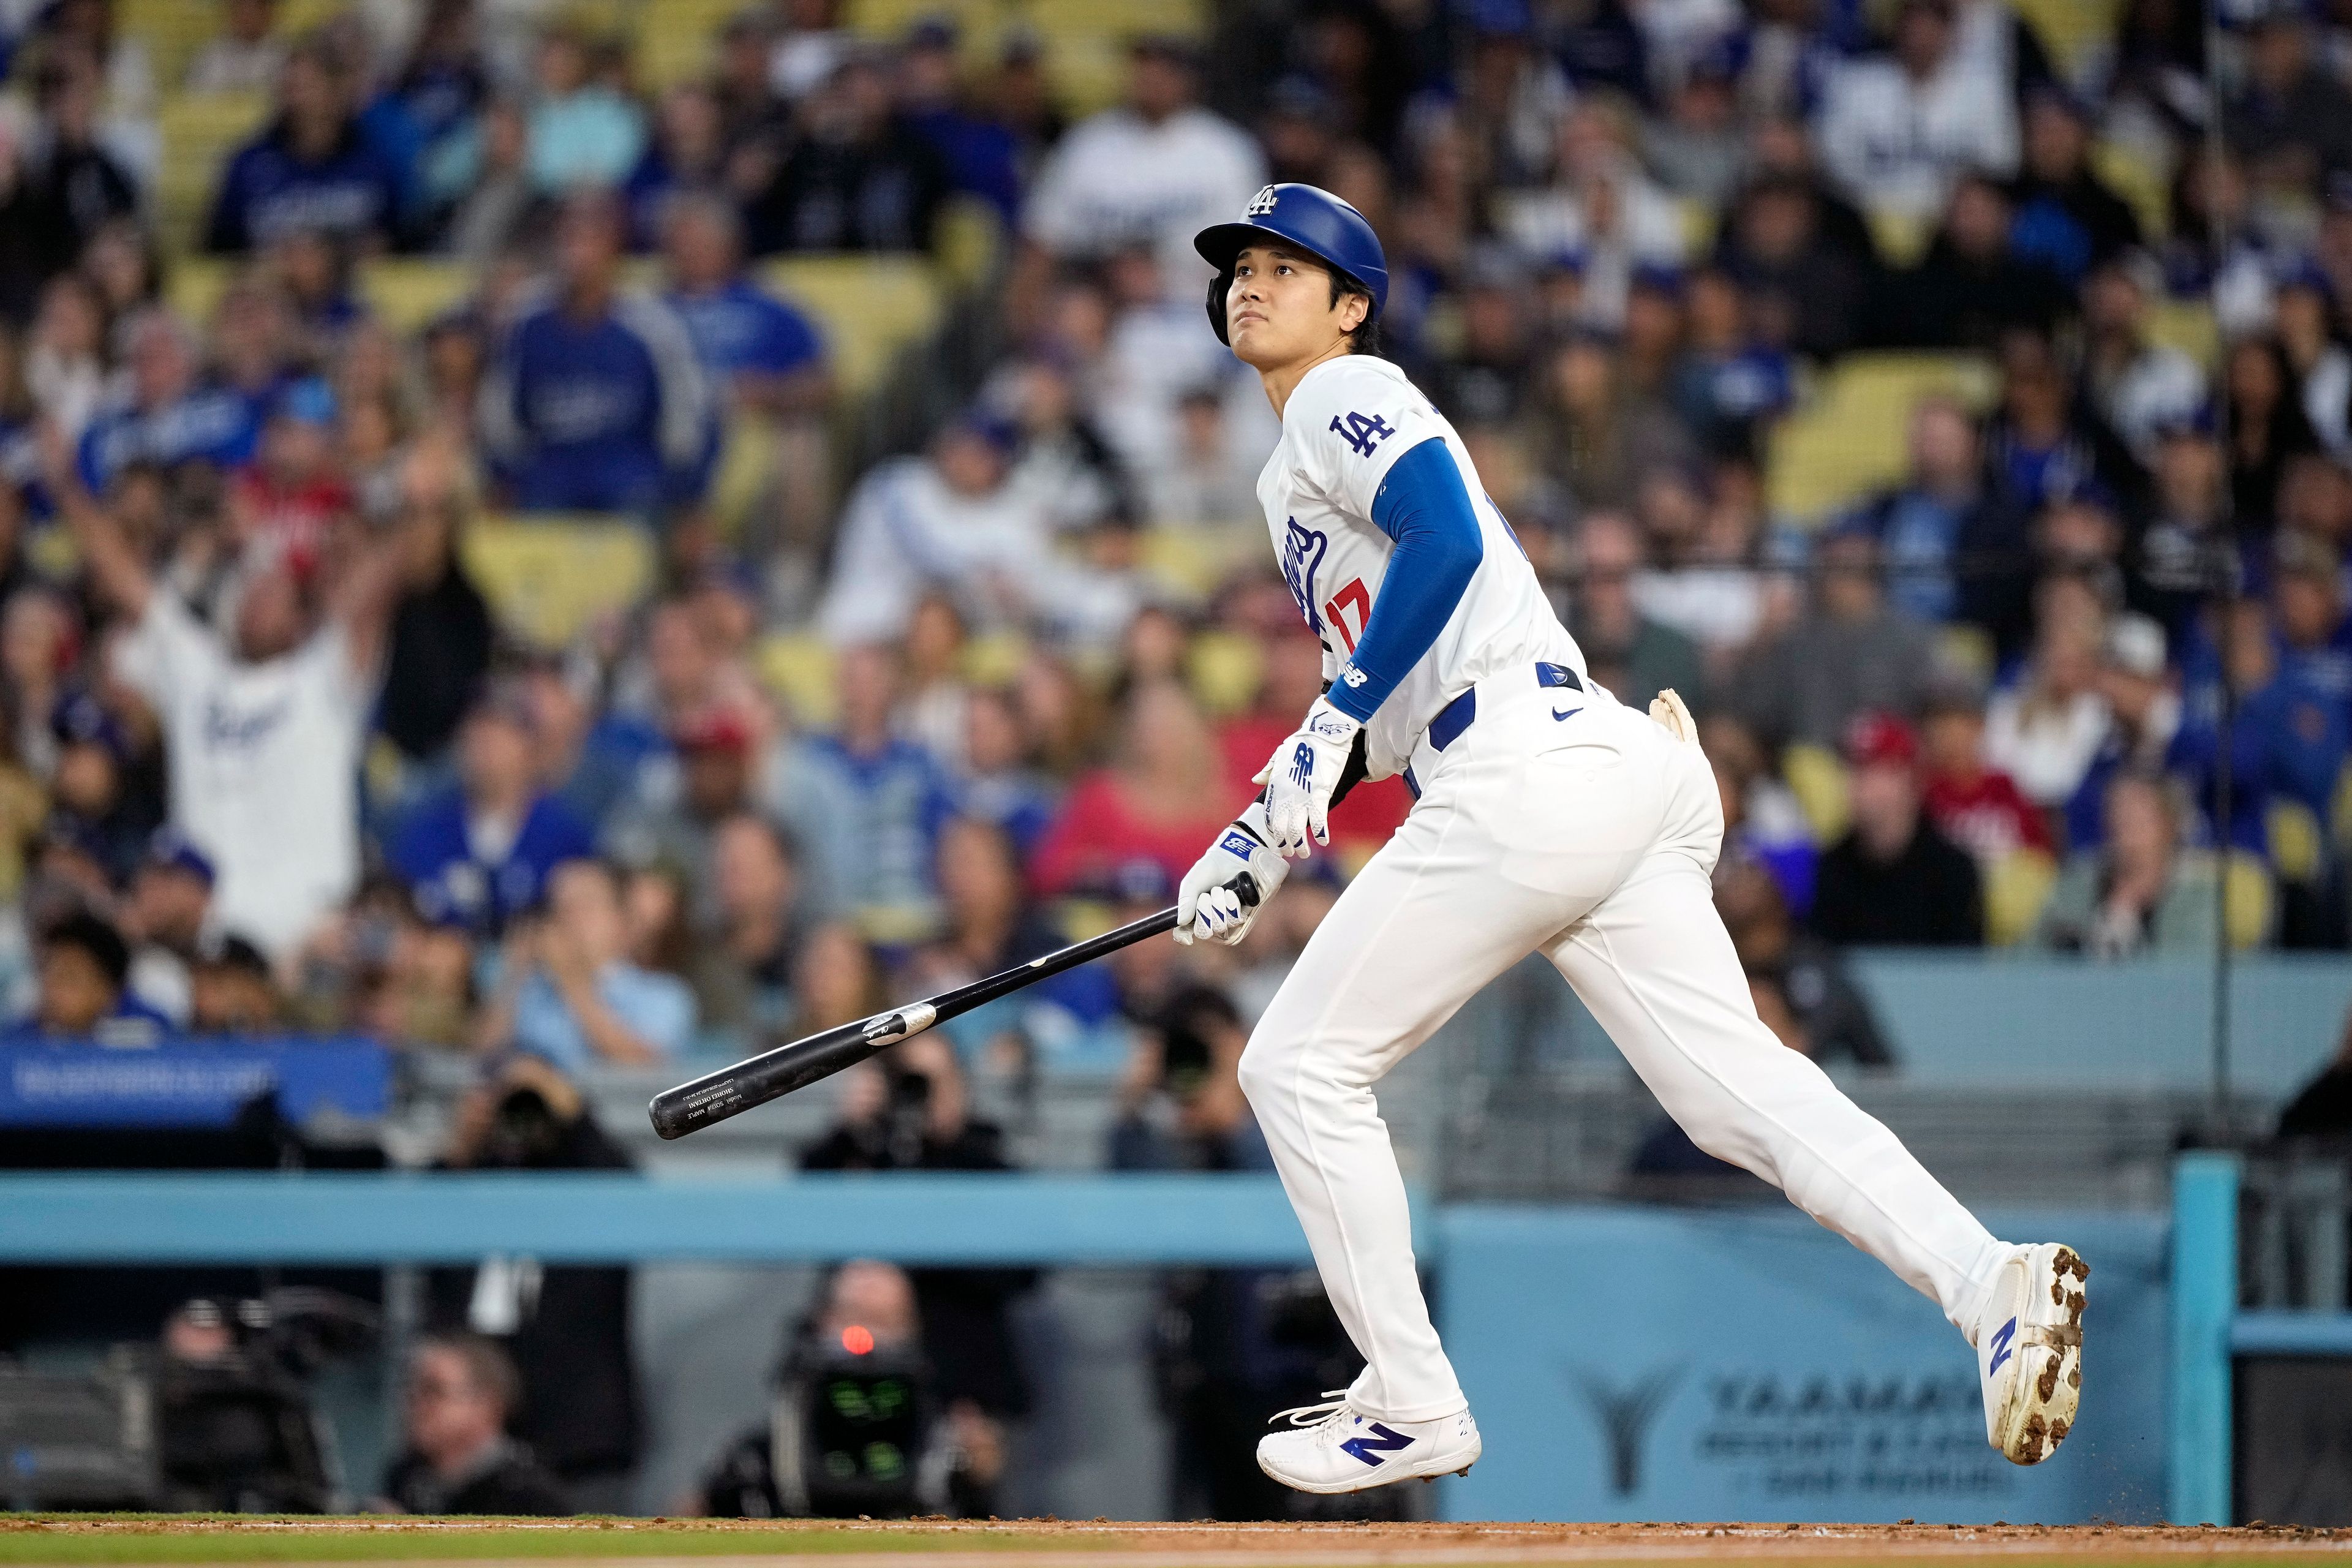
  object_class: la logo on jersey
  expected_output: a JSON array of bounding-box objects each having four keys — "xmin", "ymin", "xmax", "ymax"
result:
[
  {"xmin": 1246, "ymin": 185, "xmax": 1279, "ymax": 216},
  {"xmin": 1281, "ymin": 516, "xmax": 1330, "ymax": 633},
  {"xmin": 1330, "ymin": 410, "xmax": 1395, "ymax": 459}
]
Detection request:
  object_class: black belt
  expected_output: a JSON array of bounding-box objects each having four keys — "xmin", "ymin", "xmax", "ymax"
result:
[{"xmin": 1405, "ymin": 663, "xmax": 1583, "ymax": 798}]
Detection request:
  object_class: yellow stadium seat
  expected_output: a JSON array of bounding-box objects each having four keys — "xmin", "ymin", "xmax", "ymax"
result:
[
  {"xmin": 758, "ymin": 633, "xmax": 839, "ymax": 728},
  {"xmin": 1934, "ymin": 622, "xmax": 1996, "ymax": 687},
  {"xmin": 167, "ymin": 255, "xmax": 236, "ymax": 328},
  {"xmin": 1781, "ymin": 743, "xmax": 1850, "ymax": 844},
  {"xmin": 2269, "ymin": 800, "xmax": 2326, "ymax": 884},
  {"xmin": 2090, "ymin": 138, "xmax": 2170, "ymax": 243},
  {"xmin": 1185, "ymin": 629, "xmax": 1264, "ymax": 717},
  {"xmin": 962, "ymin": 630, "xmax": 1029, "ymax": 687},
  {"xmin": 1864, "ymin": 207, "xmax": 1934, "ymax": 268},
  {"xmin": 122, "ymin": 0, "xmax": 231, "ymax": 91},
  {"xmin": 631, "ymin": 0, "xmax": 742, "ymax": 90},
  {"xmin": 1137, "ymin": 522, "xmax": 1259, "ymax": 601},
  {"xmin": 2333, "ymin": 761, "xmax": 2352, "ymax": 851},
  {"xmin": 934, "ymin": 195, "xmax": 1006, "ymax": 292},
  {"xmin": 2010, "ymin": 0, "xmax": 2124, "ymax": 81},
  {"xmin": 2146, "ymin": 299, "xmax": 2220, "ymax": 372},
  {"xmin": 1983, "ymin": 848, "xmax": 2058, "ymax": 948},
  {"xmin": 360, "ymin": 258, "xmax": 476, "ymax": 333},
  {"xmin": 153, "ymin": 92, "xmax": 272, "ymax": 254},
  {"xmin": 1765, "ymin": 352, "xmax": 1998, "ymax": 524},
  {"xmin": 758, "ymin": 255, "xmax": 943, "ymax": 401},
  {"xmin": 461, "ymin": 514, "xmax": 655, "ymax": 649},
  {"xmin": 2224, "ymin": 852, "xmax": 2274, "ymax": 951},
  {"xmin": 1678, "ymin": 199, "xmax": 1717, "ymax": 258}
]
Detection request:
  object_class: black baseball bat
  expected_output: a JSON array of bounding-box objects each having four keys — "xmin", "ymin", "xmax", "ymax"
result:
[{"xmin": 648, "ymin": 875, "xmax": 1258, "ymax": 1139}]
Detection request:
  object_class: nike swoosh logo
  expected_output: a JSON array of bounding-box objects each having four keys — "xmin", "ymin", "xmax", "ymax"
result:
[{"xmin": 1551, "ymin": 707, "xmax": 1583, "ymax": 722}]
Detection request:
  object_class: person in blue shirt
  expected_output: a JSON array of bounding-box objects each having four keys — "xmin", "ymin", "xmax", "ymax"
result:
[
  {"xmin": 659, "ymin": 194, "xmax": 827, "ymax": 411},
  {"xmin": 477, "ymin": 192, "xmax": 714, "ymax": 514},
  {"xmin": 206, "ymin": 35, "xmax": 410, "ymax": 254},
  {"xmin": 76, "ymin": 311, "xmax": 259, "ymax": 495},
  {"xmin": 12, "ymin": 910, "xmax": 170, "ymax": 1045},
  {"xmin": 479, "ymin": 858, "xmax": 695, "ymax": 1070},
  {"xmin": 389, "ymin": 685, "xmax": 597, "ymax": 938},
  {"xmin": 895, "ymin": 18, "xmax": 1023, "ymax": 224},
  {"xmin": 795, "ymin": 645, "xmax": 959, "ymax": 927},
  {"xmin": 2171, "ymin": 597, "xmax": 2350, "ymax": 853}
]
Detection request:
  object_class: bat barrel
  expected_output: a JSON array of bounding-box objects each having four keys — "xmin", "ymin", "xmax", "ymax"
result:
[{"xmin": 647, "ymin": 1005, "xmax": 935, "ymax": 1139}]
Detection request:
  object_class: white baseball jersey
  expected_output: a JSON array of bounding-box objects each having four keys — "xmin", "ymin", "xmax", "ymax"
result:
[{"xmin": 1256, "ymin": 353, "xmax": 1585, "ymax": 777}]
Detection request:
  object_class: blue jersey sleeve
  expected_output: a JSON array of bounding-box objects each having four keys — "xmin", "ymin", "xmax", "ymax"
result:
[{"xmin": 1325, "ymin": 437, "xmax": 1484, "ymax": 725}]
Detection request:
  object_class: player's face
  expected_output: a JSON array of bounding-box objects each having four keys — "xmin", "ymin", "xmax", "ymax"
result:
[{"xmin": 1226, "ymin": 245, "xmax": 1364, "ymax": 370}]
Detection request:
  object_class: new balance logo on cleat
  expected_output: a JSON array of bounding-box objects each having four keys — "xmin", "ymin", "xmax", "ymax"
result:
[
  {"xmin": 1988, "ymin": 1316, "xmax": 2018, "ymax": 1376},
  {"xmin": 1339, "ymin": 1422, "xmax": 1414, "ymax": 1466}
]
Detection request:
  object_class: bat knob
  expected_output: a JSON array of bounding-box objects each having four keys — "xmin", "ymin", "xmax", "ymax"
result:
[{"xmin": 1234, "ymin": 873, "xmax": 1261, "ymax": 908}]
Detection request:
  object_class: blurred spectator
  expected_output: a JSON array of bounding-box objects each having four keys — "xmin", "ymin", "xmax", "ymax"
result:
[
  {"xmin": 1814, "ymin": 0, "xmax": 2016, "ymax": 223},
  {"xmin": 1883, "ymin": 175, "xmax": 2068, "ymax": 353},
  {"xmin": 227, "ymin": 377, "xmax": 351, "ymax": 583},
  {"xmin": 1713, "ymin": 170, "xmax": 1871, "ymax": 363},
  {"xmin": 895, "ymin": 18, "xmax": 1023, "ymax": 223},
  {"xmin": 688, "ymin": 811, "xmax": 802, "ymax": 1038},
  {"xmin": 1425, "ymin": 255, "xmax": 1540, "ymax": 430},
  {"xmin": 10, "ymin": 908, "xmax": 167, "ymax": 1042},
  {"xmin": 184, "ymin": 0, "xmax": 285, "ymax": 95},
  {"xmin": 2278, "ymin": 266, "xmax": 2351, "ymax": 461},
  {"xmin": 1986, "ymin": 575, "xmax": 2115, "ymax": 810},
  {"xmin": 1810, "ymin": 712, "xmax": 1983, "ymax": 946},
  {"xmin": 26, "ymin": 274, "xmax": 108, "ymax": 442},
  {"xmin": 377, "ymin": 469, "xmax": 494, "ymax": 769},
  {"xmin": 1919, "ymin": 681, "xmax": 2051, "ymax": 866},
  {"xmin": 2223, "ymin": 4, "xmax": 2352, "ymax": 193},
  {"xmin": 747, "ymin": 52, "xmax": 947, "ymax": 253},
  {"xmin": 1521, "ymin": 331, "xmax": 1696, "ymax": 510},
  {"xmin": 380, "ymin": 1332, "xmax": 571, "ymax": 1515},
  {"xmin": 801, "ymin": 1036, "xmax": 1035, "ymax": 1431},
  {"xmin": 1983, "ymin": 330, "xmax": 2138, "ymax": 519},
  {"xmin": 1850, "ymin": 396, "xmax": 2029, "ymax": 639},
  {"xmin": 76, "ymin": 311, "xmax": 259, "ymax": 494},
  {"xmin": 696, "ymin": 1258, "xmax": 1005, "ymax": 1518},
  {"xmin": 2003, "ymin": 88, "xmax": 2141, "ymax": 284},
  {"xmin": 662, "ymin": 194, "xmax": 827, "ymax": 414},
  {"xmin": 2273, "ymin": 530, "xmax": 2352, "ymax": 709},
  {"xmin": 2225, "ymin": 335, "xmax": 2320, "ymax": 530},
  {"xmin": 957, "ymin": 685, "xmax": 1056, "ymax": 856},
  {"xmin": 1643, "ymin": 38, "xmax": 1745, "ymax": 206},
  {"xmin": 1668, "ymin": 268, "xmax": 1793, "ymax": 460},
  {"xmin": 1496, "ymin": 104, "xmax": 1687, "ymax": 330},
  {"xmin": 1032, "ymin": 679, "xmax": 1237, "ymax": 898},
  {"xmin": 1013, "ymin": 37, "xmax": 1262, "ymax": 321},
  {"xmin": 2034, "ymin": 768, "xmax": 2223, "ymax": 956},
  {"xmin": 122, "ymin": 827, "xmax": 213, "ymax": 1025},
  {"xmin": 2128, "ymin": 407, "xmax": 2234, "ymax": 640},
  {"xmin": 478, "ymin": 193, "xmax": 713, "ymax": 514},
  {"xmin": 1715, "ymin": 858, "xmax": 1893, "ymax": 1067},
  {"xmin": 439, "ymin": 97, "xmax": 535, "ymax": 260},
  {"xmin": 794, "ymin": 646, "xmax": 956, "ymax": 924},
  {"xmin": 1567, "ymin": 510, "xmax": 1706, "ymax": 710},
  {"xmin": 526, "ymin": 19, "xmax": 644, "ymax": 198},
  {"xmin": 431, "ymin": 1055, "xmax": 641, "ymax": 1502},
  {"xmin": 23, "ymin": 45, "xmax": 140, "ymax": 268},
  {"xmin": 391, "ymin": 685, "xmax": 597, "ymax": 938},
  {"xmin": 206, "ymin": 35, "xmax": 409, "ymax": 254},
  {"xmin": 477, "ymin": 858, "xmax": 695, "ymax": 1069},
  {"xmin": 1705, "ymin": 710, "xmax": 1819, "ymax": 916},
  {"xmin": 2173, "ymin": 590, "xmax": 2349, "ymax": 856},
  {"xmin": 187, "ymin": 932, "xmax": 281, "ymax": 1033},
  {"xmin": 820, "ymin": 413, "xmax": 1128, "ymax": 644},
  {"xmin": 913, "ymin": 815, "xmax": 1104, "ymax": 1065},
  {"xmin": 2064, "ymin": 612, "xmax": 2181, "ymax": 851},
  {"xmin": 1733, "ymin": 527, "xmax": 1936, "ymax": 750},
  {"xmin": 65, "ymin": 453, "xmax": 407, "ymax": 958},
  {"xmin": 45, "ymin": 689, "xmax": 155, "ymax": 888},
  {"xmin": 2081, "ymin": 253, "xmax": 2206, "ymax": 466}
]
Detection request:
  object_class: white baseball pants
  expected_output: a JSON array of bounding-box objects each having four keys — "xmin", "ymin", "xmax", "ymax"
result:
[{"xmin": 1238, "ymin": 671, "xmax": 2012, "ymax": 1422}]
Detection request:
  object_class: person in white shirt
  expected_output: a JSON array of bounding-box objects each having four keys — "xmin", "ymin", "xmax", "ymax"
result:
[
  {"xmin": 1012, "ymin": 37, "xmax": 1264, "ymax": 317},
  {"xmin": 1814, "ymin": 0, "xmax": 2019, "ymax": 222},
  {"xmin": 55, "ymin": 440, "xmax": 410, "ymax": 960},
  {"xmin": 818, "ymin": 413, "xmax": 1134, "ymax": 648}
]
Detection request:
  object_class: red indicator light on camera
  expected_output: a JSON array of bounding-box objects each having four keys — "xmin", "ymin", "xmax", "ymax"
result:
[{"xmin": 842, "ymin": 1324, "xmax": 875, "ymax": 1355}]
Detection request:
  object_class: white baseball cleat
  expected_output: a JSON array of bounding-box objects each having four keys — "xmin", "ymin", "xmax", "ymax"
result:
[
  {"xmin": 1975, "ymin": 1242, "xmax": 2089, "ymax": 1465},
  {"xmin": 1255, "ymin": 1393, "xmax": 1482, "ymax": 1494}
]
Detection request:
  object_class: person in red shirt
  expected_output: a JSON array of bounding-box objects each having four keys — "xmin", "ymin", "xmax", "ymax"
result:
[
  {"xmin": 228, "ymin": 375, "xmax": 353, "ymax": 584},
  {"xmin": 1029, "ymin": 679, "xmax": 1247, "ymax": 898},
  {"xmin": 1920, "ymin": 682, "xmax": 2053, "ymax": 863},
  {"xmin": 1215, "ymin": 628, "xmax": 1410, "ymax": 861}
]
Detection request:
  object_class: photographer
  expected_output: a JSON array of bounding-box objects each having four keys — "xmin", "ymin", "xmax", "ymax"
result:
[
  {"xmin": 799, "ymin": 1036, "xmax": 1034, "ymax": 1466},
  {"xmin": 380, "ymin": 1332, "xmax": 571, "ymax": 1515},
  {"xmin": 429, "ymin": 1055, "xmax": 641, "ymax": 1506},
  {"xmin": 693, "ymin": 1259, "xmax": 1004, "ymax": 1518}
]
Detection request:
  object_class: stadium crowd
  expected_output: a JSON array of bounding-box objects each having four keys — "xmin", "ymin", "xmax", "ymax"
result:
[{"xmin": 0, "ymin": 0, "xmax": 2350, "ymax": 1518}]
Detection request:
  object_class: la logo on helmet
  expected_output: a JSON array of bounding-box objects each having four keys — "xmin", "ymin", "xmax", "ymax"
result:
[{"xmin": 1246, "ymin": 186, "xmax": 1279, "ymax": 216}]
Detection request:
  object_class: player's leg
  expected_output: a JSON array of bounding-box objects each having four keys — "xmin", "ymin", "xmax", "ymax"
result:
[
  {"xmin": 1240, "ymin": 700, "xmax": 1668, "ymax": 1491},
  {"xmin": 1538, "ymin": 730, "xmax": 2086, "ymax": 1463}
]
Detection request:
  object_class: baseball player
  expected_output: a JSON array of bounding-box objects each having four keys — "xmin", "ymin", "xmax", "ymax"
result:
[{"xmin": 1172, "ymin": 184, "xmax": 2089, "ymax": 1494}]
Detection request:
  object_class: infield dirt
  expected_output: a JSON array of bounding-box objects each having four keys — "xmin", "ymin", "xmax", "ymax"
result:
[{"xmin": 1, "ymin": 1518, "xmax": 2348, "ymax": 1568}]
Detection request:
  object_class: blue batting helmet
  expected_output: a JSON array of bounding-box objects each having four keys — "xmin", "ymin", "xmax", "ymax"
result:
[{"xmin": 1194, "ymin": 183, "xmax": 1389, "ymax": 346}]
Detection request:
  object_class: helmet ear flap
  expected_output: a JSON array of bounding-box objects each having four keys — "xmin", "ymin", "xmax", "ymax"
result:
[{"xmin": 1206, "ymin": 267, "xmax": 1235, "ymax": 346}]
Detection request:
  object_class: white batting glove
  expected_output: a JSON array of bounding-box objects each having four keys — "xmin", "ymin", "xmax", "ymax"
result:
[
  {"xmin": 1175, "ymin": 801, "xmax": 1288, "ymax": 946},
  {"xmin": 1648, "ymin": 687, "xmax": 1699, "ymax": 746},
  {"xmin": 1255, "ymin": 696, "xmax": 1361, "ymax": 859}
]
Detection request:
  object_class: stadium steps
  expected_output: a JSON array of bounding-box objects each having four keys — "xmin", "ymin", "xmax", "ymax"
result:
[{"xmin": 1764, "ymin": 352, "xmax": 1998, "ymax": 526}]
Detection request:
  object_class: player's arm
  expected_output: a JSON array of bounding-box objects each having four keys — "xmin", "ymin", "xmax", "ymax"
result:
[{"xmin": 1261, "ymin": 436, "xmax": 1482, "ymax": 856}]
